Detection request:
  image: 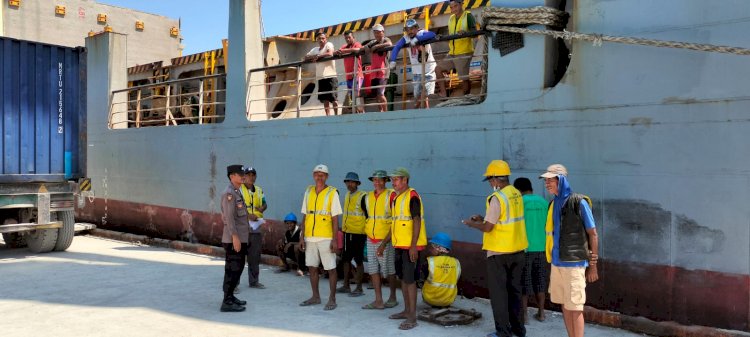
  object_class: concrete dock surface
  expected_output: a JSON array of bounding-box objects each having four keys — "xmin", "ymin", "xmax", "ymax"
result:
[{"xmin": 0, "ymin": 235, "xmax": 645, "ymax": 337}]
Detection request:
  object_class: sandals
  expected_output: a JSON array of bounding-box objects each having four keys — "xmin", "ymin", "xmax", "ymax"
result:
[
  {"xmin": 398, "ymin": 321, "xmax": 418, "ymax": 330},
  {"xmin": 324, "ymin": 302, "xmax": 337, "ymax": 311},
  {"xmin": 384, "ymin": 299, "xmax": 399, "ymax": 308},
  {"xmin": 362, "ymin": 303, "xmax": 384, "ymax": 310},
  {"xmin": 389, "ymin": 312, "xmax": 407, "ymax": 320},
  {"xmin": 299, "ymin": 298, "xmax": 321, "ymax": 306}
]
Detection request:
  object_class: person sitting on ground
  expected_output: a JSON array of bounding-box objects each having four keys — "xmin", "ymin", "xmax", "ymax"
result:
[
  {"xmin": 422, "ymin": 232, "xmax": 461, "ymax": 308},
  {"xmin": 276, "ymin": 212, "xmax": 306, "ymax": 276}
]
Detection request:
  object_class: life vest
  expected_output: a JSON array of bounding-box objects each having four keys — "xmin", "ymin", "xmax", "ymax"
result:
[
  {"xmin": 240, "ymin": 184, "xmax": 264, "ymax": 218},
  {"xmin": 482, "ymin": 185, "xmax": 528, "ymax": 253},
  {"xmin": 448, "ymin": 11, "xmax": 474, "ymax": 55},
  {"xmin": 423, "ymin": 255, "xmax": 461, "ymax": 307},
  {"xmin": 304, "ymin": 185, "xmax": 337, "ymax": 238},
  {"xmin": 342, "ymin": 190, "xmax": 367, "ymax": 234},
  {"xmin": 391, "ymin": 188, "xmax": 427, "ymax": 248},
  {"xmin": 364, "ymin": 189, "xmax": 394, "ymax": 240}
]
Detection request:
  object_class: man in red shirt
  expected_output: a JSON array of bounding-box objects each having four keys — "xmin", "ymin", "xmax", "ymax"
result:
[
  {"xmin": 362, "ymin": 24, "xmax": 392, "ymax": 112},
  {"xmin": 335, "ymin": 30, "xmax": 364, "ymax": 113}
]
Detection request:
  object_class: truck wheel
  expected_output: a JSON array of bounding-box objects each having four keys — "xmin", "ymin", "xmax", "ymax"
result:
[
  {"xmin": 53, "ymin": 210, "xmax": 75, "ymax": 251},
  {"xmin": 27, "ymin": 223, "xmax": 58, "ymax": 254},
  {"xmin": 1, "ymin": 219, "xmax": 26, "ymax": 248}
]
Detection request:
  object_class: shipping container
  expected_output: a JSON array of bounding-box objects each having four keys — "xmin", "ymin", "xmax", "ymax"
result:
[{"xmin": 0, "ymin": 36, "xmax": 86, "ymax": 183}]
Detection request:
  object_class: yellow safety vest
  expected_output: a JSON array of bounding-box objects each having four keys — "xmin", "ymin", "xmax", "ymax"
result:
[
  {"xmin": 304, "ymin": 185, "xmax": 337, "ymax": 238},
  {"xmin": 240, "ymin": 184, "xmax": 264, "ymax": 218},
  {"xmin": 448, "ymin": 11, "xmax": 474, "ymax": 55},
  {"xmin": 364, "ymin": 189, "xmax": 394, "ymax": 240},
  {"xmin": 342, "ymin": 190, "xmax": 367, "ymax": 234},
  {"xmin": 423, "ymin": 255, "xmax": 461, "ymax": 307},
  {"xmin": 391, "ymin": 188, "xmax": 427, "ymax": 248},
  {"xmin": 482, "ymin": 185, "xmax": 528, "ymax": 253}
]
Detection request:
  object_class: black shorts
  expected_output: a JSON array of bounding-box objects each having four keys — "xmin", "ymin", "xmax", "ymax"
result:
[
  {"xmin": 395, "ymin": 248, "xmax": 420, "ymax": 284},
  {"xmin": 317, "ymin": 77, "xmax": 337, "ymax": 103},
  {"xmin": 370, "ymin": 77, "xmax": 386, "ymax": 96},
  {"xmin": 523, "ymin": 251, "xmax": 549, "ymax": 295},
  {"xmin": 342, "ymin": 233, "xmax": 366, "ymax": 264}
]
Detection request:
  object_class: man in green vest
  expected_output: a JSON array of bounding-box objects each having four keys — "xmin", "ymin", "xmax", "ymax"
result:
[{"xmin": 437, "ymin": 0, "xmax": 478, "ymax": 97}]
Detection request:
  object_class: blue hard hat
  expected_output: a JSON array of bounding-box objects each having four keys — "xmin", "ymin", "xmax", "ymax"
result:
[
  {"xmin": 405, "ymin": 19, "xmax": 418, "ymax": 28},
  {"xmin": 344, "ymin": 172, "xmax": 360, "ymax": 184},
  {"xmin": 429, "ymin": 232, "xmax": 452, "ymax": 251},
  {"xmin": 283, "ymin": 212, "xmax": 297, "ymax": 223}
]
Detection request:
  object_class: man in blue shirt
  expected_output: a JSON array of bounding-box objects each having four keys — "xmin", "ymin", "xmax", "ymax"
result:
[
  {"xmin": 389, "ymin": 19, "xmax": 437, "ymax": 109},
  {"xmin": 541, "ymin": 164, "xmax": 599, "ymax": 337}
]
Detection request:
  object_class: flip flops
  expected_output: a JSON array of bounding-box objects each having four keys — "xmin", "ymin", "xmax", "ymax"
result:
[
  {"xmin": 324, "ymin": 302, "xmax": 338, "ymax": 311},
  {"xmin": 348, "ymin": 289, "xmax": 364, "ymax": 297},
  {"xmin": 384, "ymin": 299, "xmax": 399, "ymax": 308},
  {"xmin": 299, "ymin": 298, "xmax": 321, "ymax": 306},
  {"xmin": 361, "ymin": 303, "xmax": 385, "ymax": 310},
  {"xmin": 398, "ymin": 321, "xmax": 418, "ymax": 330}
]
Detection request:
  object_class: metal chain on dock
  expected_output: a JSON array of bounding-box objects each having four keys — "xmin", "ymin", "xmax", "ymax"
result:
[{"xmin": 482, "ymin": 6, "xmax": 750, "ymax": 56}]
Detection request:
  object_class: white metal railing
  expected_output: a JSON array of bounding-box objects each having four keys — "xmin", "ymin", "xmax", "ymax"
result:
[
  {"xmin": 247, "ymin": 31, "xmax": 488, "ymax": 120},
  {"xmin": 108, "ymin": 73, "xmax": 226, "ymax": 129}
]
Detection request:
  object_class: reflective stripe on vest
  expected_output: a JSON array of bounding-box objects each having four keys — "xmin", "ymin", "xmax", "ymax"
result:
[
  {"xmin": 481, "ymin": 185, "xmax": 528, "ymax": 253},
  {"xmin": 343, "ymin": 190, "xmax": 367, "ymax": 234},
  {"xmin": 365, "ymin": 189, "xmax": 393, "ymax": 240},
  {"xmin": 304, "ymin": 185, "xmax": 336, "ymax": 238},
  {"xmin": 448, "ymin": 11, "xmax": 474, "ymax": 55},
  {"xmin": 423, "ymin": 256, "xmax": 460, "ymax": 307},
  {"xmin": 391, "ymin": 188, "xmax": 427, "ymax": 248},
  {"xmin": 240, "ymin": 184, "xmax": 264, "ymax": 218}
]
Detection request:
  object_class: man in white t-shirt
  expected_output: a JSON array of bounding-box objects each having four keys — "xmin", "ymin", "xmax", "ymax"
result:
[
  {"xmin": 389, "ymin": 19, "xmax": 437, "ymax": 109},
  {"xmin": 299, "ymin": 164, "xmax": 343, "ymax": 311},
  {"xmin": 304, "ymin": 33, "xmax": 339, "ymax": 116}
]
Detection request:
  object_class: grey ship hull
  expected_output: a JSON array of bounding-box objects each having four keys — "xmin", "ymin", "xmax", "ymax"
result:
[{"xmin": 77, "ymin": 0, "xmax": 750, "ymax": 331}]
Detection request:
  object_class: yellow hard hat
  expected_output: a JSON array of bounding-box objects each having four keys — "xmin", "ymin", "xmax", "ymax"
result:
[{"xmin": 483, "ymin": 160, "xmax": 511, "ymax": 180}]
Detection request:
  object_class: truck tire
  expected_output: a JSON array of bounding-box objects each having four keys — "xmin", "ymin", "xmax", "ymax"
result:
[
  {"xmin": 2, "ymin": 233, "xmax": 27, "ymax": 248},
  {"xmin": 2, "ymin": 218, "xmax": 27, "ymax": 248},
  {"xmin": 27, "ymin": 227, "xmax": 58, "ymax": 253},
  {"xmin": 53, "ymin": 210, "xmax": 75, "ymax": 251}
]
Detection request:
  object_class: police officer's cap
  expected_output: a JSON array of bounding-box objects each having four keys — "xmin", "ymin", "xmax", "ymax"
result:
[{"xmin": 227, "ymin": 165, "xmax": 245, "ymax": 177}]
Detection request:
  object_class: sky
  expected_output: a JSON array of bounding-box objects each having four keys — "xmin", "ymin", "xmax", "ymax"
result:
[{"xmin": 99, "ymin": 0, "xmax": 438, "ymax": 55}]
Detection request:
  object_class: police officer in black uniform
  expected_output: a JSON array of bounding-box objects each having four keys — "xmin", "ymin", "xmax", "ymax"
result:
[{"xmin": 220, "ymin": 165, "xmax": 251, "ymax": 312}]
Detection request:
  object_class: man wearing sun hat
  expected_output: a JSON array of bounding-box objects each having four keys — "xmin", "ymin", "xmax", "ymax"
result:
[
  {"xmin": 299, "ymin": 164, "xmax": 343, "ymax": 311},
  {"xmin": 540, "ymin": 164, "xmax": 599, "ymax": 337},
  {"xmin": 362, "ymin": 169, "xmax": 399, "ymax": 310},
  {"xmin": 338, "ymin": 172, "xmax": 367, "ymax": 296},
  {"xmin": 463, "ymin": 160, "xmax": 527, "ymax": 337}
]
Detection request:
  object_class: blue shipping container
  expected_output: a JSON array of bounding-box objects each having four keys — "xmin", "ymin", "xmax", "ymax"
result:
[{"xmin": 0, "ymin": 37, "xmax": 86, "ymax": 183}]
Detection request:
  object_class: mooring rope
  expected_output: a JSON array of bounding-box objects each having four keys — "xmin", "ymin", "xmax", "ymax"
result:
[{"xmin": 482, "ymin": 6, "xmax": 750, "ymax": 56}]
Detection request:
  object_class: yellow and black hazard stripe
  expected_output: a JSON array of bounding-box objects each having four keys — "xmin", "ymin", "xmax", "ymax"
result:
[
  {"xmin": 287, "ymin": 0, "xmax": 489, "ymax": 39},
  {"xmin": 169, "ymin": 48, "xmax": 224, "ymax": 67},
  {"xmin": 79, "ymin": 178, "xmax": 91, "ymax": 192}
]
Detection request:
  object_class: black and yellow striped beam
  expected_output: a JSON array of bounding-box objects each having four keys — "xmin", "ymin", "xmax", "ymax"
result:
[
  {"xmin": 288, "ymin": 0, "xmax": 489, "ymax": 39},
  {"xmin": 79, "ymin": 178, "xmax": 91, "ymax": 192}
]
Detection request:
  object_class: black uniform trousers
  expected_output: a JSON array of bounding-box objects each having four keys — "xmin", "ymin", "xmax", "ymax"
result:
[
  {"xmin": 222, "ymin": 242, "xmax": 247, "ymax": 301},
  {"xmin": 487, "ymin": 251, "xmax": 526, "ymax": 337},
  {"xmin": 246, "ymin": 232, "xmax": 262, "ymax": 285}
]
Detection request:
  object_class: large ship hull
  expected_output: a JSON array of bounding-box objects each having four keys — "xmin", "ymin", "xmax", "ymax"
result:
[{"xmin": 77, "ymin": 0, "xmax": 750, "ymax": 331}]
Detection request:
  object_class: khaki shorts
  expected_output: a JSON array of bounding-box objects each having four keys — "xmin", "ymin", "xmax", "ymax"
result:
[
  {"xmin": 549, "ymin": 265, "xmax": 586, "ymax": 311},
  {"xmin": 438, "ymin": 52, "xmax": 472, "ymax": 77},
  {"xmin": 305, "ymin": 239, "xmax": 337, "ymax": 271}
]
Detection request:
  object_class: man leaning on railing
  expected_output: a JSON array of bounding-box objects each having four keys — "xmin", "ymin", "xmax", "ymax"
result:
[
  {"xmin": 436, "ymin": 0, "xmax": 478, "ymax": 97},
  {"xmin": 304, "ymin": 32, "xmax": 340, "ymax": 116},
  {"xmin": 389, "ymin": 19, "xmax": 437, "ymax": 110},
  {"xmin": 362, "ymin": 24, "xmax": 393, "ymax": 112}
]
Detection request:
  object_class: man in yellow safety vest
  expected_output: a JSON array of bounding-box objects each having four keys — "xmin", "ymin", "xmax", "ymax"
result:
[
  {"xmin": 422, "ymin": 232, "xmax": 461, "ymax": 308},
  {"xmin": 437, "ymin": 0, "xmax": 478, "ymax": 97},
  {"xmin": 338, "ymin": 172, "xmax": 367, "ymax": 296}
]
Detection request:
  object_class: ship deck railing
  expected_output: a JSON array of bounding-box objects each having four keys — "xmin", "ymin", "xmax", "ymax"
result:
[{"xmin": 106, "ymin": 31, "xmax": 487, "ymax": 129}]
